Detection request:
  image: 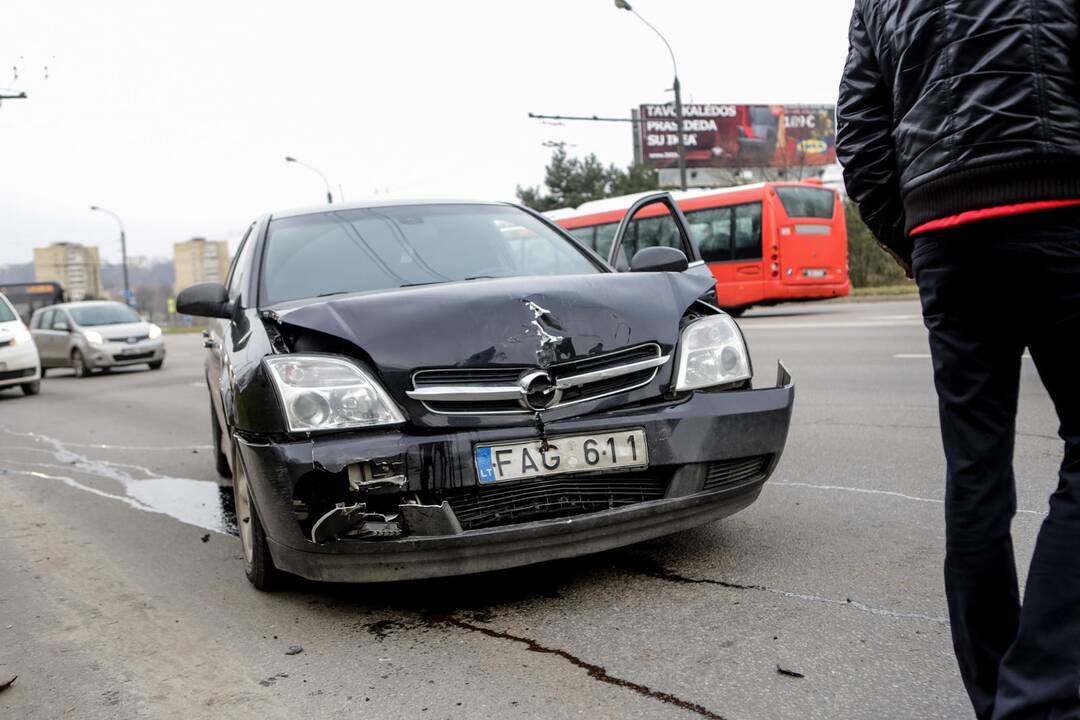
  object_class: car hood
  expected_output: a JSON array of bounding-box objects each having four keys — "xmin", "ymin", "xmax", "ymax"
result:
[
  {"xmin": 267, "ymin": 271, "xmax": 714, "ymax": 380},
  {"xmin": 85, "ymin": 322, "xmax": 152, "ymax": 339}
]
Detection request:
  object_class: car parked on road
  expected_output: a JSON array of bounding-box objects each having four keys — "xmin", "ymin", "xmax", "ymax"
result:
[
  {"xmin": 30, "ymin": 301, "xmax": 165, "ymax": 377},
  {"xmin": 0, "ymin": 291, "xmax": 42, "ymax": 396},
  {"xmin": 178, "ymin": 195, "xmax": 794, "ymax": 589}
]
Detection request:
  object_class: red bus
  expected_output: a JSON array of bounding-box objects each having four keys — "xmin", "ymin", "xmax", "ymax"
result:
[{"xmin": 549, "ymin": 181, "xmax": 849, "ymax": 314}]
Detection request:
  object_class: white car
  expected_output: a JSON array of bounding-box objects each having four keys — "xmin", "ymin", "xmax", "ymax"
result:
[{"xmin": 0, "ymin": 292, "xmax": 42, "ymax": 396}]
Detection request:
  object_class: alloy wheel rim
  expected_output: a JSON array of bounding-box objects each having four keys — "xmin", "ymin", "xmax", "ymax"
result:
[{"xmin": 235, "ymin": 459, "xmax": 254, "ymax": 565}]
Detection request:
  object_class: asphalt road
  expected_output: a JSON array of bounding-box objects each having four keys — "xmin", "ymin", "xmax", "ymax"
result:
[{"xmin": 0, "ymin": 298, "xmax": 1065, "ymax": 720}]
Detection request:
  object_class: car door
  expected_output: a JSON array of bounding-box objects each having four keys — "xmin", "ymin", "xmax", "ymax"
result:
[
  {"xmin": 49, "ymin": 309, "xmax": 75, "ymax": 364},
  {"xmin": 607, "ymin": 193, "xmax": 718, "ymax": 299},
  {"xmin": 34, "ymin": 308, "xmax": 63, "ymax": 365},
  {"xmin": 207, "ymin": 221, "xmax": 257, "ymax": 458}
]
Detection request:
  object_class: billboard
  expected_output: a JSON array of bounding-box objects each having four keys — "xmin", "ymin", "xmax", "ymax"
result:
[{"xmin": 638, "ymin": 104, "xmax": 836, "ymax": 169}]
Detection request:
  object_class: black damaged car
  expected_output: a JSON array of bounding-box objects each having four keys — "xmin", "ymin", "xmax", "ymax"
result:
[{"xmin": 177, "ymin": 193, "xmax": 794, "ymax": 589}]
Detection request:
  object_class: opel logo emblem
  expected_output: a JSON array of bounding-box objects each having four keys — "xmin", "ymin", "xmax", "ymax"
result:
[{"xmin": 517, "ymin": 369, "xmax": 562, "ymax": 411}]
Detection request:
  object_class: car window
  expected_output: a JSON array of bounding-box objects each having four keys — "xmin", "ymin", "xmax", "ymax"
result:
[
  {"xmin": 611, "ymin": 212, "xmax": 686, "ymax": 270},
  {"xmin": 52, "ymin": 310, "xmax": 70, "ymax": 330},
  {"xmin": 227, "ymin": 223, "xmax": 256, "ymax": 302},
  {"xmin": 38, "ymin": 309, "xmax": 54, "ymax": 329},
  {"xmin": 69, "ymin": 304, "xmax": 141, "ymax": 326},
  {"xmin": 261, "ymin": 204, "xmax": 600, "ymax": 305},
  {"xmin": 0, "ymin": 296, "xmax": 15, "ymax": 323}
]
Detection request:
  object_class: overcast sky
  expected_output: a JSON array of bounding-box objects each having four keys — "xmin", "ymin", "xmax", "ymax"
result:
[{"xmin": 0, "ymin": 0, "xmax": 854, "ymax": 265}]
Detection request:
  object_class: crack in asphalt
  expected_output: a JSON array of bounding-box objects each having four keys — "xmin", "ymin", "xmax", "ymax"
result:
[
  {"xmin": 426, "ymin": 613, "xmax": 730, "ymax": 720},
  {"xmin": 620, "ymin": 557, "xmax": 950, "ymax": 626}
]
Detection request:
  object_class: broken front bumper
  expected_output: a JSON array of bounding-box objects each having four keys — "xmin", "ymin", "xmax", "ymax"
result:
[{"xmin": 237, "ymin": 363, "xmax": 794, "ymax": 583}]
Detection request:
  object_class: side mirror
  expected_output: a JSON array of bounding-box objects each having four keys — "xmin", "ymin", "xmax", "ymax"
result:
[
  {"xmin": 629, "ymin": 246, "xmax": 689, "ymax": 273},
  {"xmin": 176, "ymin": 283, "xmax": 232, "ymax": 319}
]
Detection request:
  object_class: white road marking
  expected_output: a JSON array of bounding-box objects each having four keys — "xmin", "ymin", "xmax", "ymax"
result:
[
  {"xmin": 1, "ymin": 426, "xmax": 211, "ymax": 451},
  {"xmin": 893, "ymin": 353, "xmax": 1032, "ymax": 359},
  {"xmin": 771, "ymin": 481, "xmax": 1046, "ymax": 516},
  {"xmin": 741, "ymin": 320, "xmax": 923, "ymax": 330}
]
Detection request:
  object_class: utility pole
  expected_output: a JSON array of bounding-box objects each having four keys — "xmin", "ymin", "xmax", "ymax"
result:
[
  {"xmin": 614, "ymin": 0, "xmax": 687, "ymax": 190},
  {"xmin": 285, "ymin": 156, "xmax": 334, "ymax": 204},
  {"xmin": 89, "ymin": 206, "xmax": 131, "ymax": 305}
]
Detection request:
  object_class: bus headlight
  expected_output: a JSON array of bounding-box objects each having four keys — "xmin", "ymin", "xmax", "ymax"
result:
[
  {"xmin": 264, "ymin": 355, "xmax": 406, "ymax": 432},
  {"xmin": 674, "ymin": 315, "xmax": 752, "ymax": 391}
]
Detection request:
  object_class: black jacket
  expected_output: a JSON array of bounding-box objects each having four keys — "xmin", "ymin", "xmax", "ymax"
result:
[{"xmin": 836, "ymin": 0, "xmax": 1080, "ymax": 269}]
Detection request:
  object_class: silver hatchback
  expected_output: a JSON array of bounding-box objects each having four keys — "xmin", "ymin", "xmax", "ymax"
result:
[{"xmin": 30, "ymin": 301, "xmax": 166, "ymax": 377}]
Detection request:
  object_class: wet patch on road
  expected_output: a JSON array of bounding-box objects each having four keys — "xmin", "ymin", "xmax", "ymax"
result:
[{"xmin": 0, "ymin": 427, "xmax": 237, "ymax": 536}]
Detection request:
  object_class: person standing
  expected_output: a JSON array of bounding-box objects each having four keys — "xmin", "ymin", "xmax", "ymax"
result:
[{"xmin": 836, "ymin": 2, "xmax": 1080, "ymax": 718}]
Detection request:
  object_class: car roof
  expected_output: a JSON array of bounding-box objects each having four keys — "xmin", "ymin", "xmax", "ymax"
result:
[{"xmin": 269, "ymin": 198, "xmax": 515, "ymax": 220}]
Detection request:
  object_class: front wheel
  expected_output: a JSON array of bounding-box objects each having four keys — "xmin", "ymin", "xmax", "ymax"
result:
[
  {"xmin": 148, "ymin": 360, "xmax": 164, "ymax": 370},
  {"xmin": 72, "ymin": 349, "xmax": 91, "ymax": 377},
  {"xmin": 233, "ymin": 444, "xmax": 283, "ymax": 591},
  {"xmin": 20, "ymin": 380, "xmax": 40, "ymax": 396}
]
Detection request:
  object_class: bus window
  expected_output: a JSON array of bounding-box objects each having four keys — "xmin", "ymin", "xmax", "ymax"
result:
[
  {"xmin": 687, "ymin": 207, "xmax": 733, "ymax": 262},
  {"xmin": 594, "ymin": 223, "xmax": 618, "ymax": 259},
  {"xmin": 568, "ymin": 226, "xmax": 595, "ymax": 249},
  {"xmin": 775, "ymin": 186, "xmax": 835, "ymax": 218},
  {"xmin": 733, "ymin": 203, "xmax": 763, "ymax": 260}
]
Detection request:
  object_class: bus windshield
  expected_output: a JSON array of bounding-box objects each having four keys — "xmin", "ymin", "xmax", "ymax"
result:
[{"xmin": 775, "ymin": 186, "xmax": 835, "ymax": 218}]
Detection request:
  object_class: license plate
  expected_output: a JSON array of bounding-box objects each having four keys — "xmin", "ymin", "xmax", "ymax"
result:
[
  {"xmin": 803, "ymin": 268, "xmax": 827, "ymax": 278},
  {"xmin": 120, "ymin": 346, "xmax": 141, "ymax": 356},
  {"xmin": 475, "ymin": 428, "xmax": 648, "ymax": 484}
]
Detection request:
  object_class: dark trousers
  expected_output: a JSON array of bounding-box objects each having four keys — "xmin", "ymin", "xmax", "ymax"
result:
[{"xmin": 913, "ymin": 207, "xmax": 1080, "ymax": 720}]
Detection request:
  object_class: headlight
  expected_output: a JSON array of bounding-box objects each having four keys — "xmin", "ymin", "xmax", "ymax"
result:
[
  {"xmin": 11, "ymin": 327, "xmax": 33, "ymax": 346},
  {"xmin": 673, "ymin": 314, "xmax": 752, "ymax": 391},
  {"xmin": 264, "ymin": 355, "xmax": 406, "ymax": 432},
  {"xmin": 83, "ymin": 330, "xmax": 105, "ymax": 345},
  {"xmin": 148, "ymin": 324, "xmax": 162, "ymax": 340}
]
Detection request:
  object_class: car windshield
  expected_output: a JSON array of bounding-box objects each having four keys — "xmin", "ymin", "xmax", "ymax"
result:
[
  {"xmin": 261, "ymin": 204, "xmax": 600, "ymax": 305},
  {"xmin": 69, "ymin": 304, "xmax": 142, "ymax": 326},
  {"xmin": 0, "ymin": 297, "xmax": 16, "ymax": 323}
]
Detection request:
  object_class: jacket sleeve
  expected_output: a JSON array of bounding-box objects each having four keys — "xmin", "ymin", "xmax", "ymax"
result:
[{"xmin": 836, "ymin": 4, "xmax": 912, "ymax": 275}]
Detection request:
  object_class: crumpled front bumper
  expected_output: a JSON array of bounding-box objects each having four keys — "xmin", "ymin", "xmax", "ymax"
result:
[{"xmin": 237, "ymin": 363, "xmax": 794, "ymax": 583}]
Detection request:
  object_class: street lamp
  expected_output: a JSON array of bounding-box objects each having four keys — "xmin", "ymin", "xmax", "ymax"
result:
[
  {"xmin": 284, "ymin": 156, "xmax": 334, "ymax": 204},
  {"xmin": 89, "ymin": 205, "xmax": 130, "ymax": 305},
  {"xmin": 614, "ymin": 0, "xmax": 687, "ymax": 191}
]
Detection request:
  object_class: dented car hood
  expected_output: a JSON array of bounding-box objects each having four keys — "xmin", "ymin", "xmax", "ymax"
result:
[{"xmin": 265, "ymin": 271, "xmax": 715, "ymax": 408}]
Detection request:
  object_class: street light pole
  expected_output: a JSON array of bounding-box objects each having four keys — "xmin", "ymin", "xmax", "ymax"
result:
[
  {"xmin": 89, "ymin": 205, "xmax": 130, "ymax": 305},
  {"xmin": 614, "ymin": 0, "xmax": 687, "ymax": 191},
  {"xmin": 284, "ymin": 156, "xmax": 334, "ymax": 204}
]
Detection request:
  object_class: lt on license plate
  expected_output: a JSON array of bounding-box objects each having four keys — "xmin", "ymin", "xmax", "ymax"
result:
[
  {"xmin": 804, "ymin": 268, "xmax": 827, "ymax": 278},
  {"xmin": 474, "ymin": 428, "xmax": 648, "ymax": 484}
]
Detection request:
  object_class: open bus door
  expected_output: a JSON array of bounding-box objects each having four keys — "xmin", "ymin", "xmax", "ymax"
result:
[{"xmin": 607, "ymin": 193, "xmax": 719, "ymax": 304}]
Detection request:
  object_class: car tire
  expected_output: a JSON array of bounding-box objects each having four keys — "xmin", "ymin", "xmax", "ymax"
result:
[
  {"xmin": 233, "ymin": 444, "xmax": 283, "ymax": 591},
  {"xmin": 40, "ymin": 367, "xmax": 47, "ymax": 378},
  {"xmin": 210, "ymin": 405, "xmax": 232, "ymax": 479},
  {"xmin": 20, "ymin": 380, "xmax": 40, "ymax": 396},
  {"xmin": 72, "ymin": 349, "xmax": 91, "ymax": 377},
  {"xmin": 148, "ymin": 360, "xmax": 164, "ymax": 370}
]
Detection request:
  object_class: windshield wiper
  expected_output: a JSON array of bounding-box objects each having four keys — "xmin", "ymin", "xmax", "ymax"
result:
[
  {"xmin": 317, "ymin": 291, "xmax": 350, "ymax": 298},
  {"xmin": 399, "ymin": 280, "xmax": 448, "ymax": 288}
]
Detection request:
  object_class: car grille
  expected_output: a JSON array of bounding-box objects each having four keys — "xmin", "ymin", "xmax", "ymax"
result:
[
  {"xmin": 703, "ymin": 455, "xmax": 771, "ymax": 491},
  {"xmin": 111, "ymin": 351, "xmax": 155, "ymax": 362},
  {"xmin": 443, "ymin": 471, "xmax": 670, "ymax": 530},
  {"xmin": 410, "ymin": 343, "xmax": 666, "ymax": 415},
  {"xmin": 107, "ymin": 334, "xmax": 150, "ymax": 343},
  {"xmin": 0, "ymin": 367, "xmax": 35, "ymax": 381}
]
